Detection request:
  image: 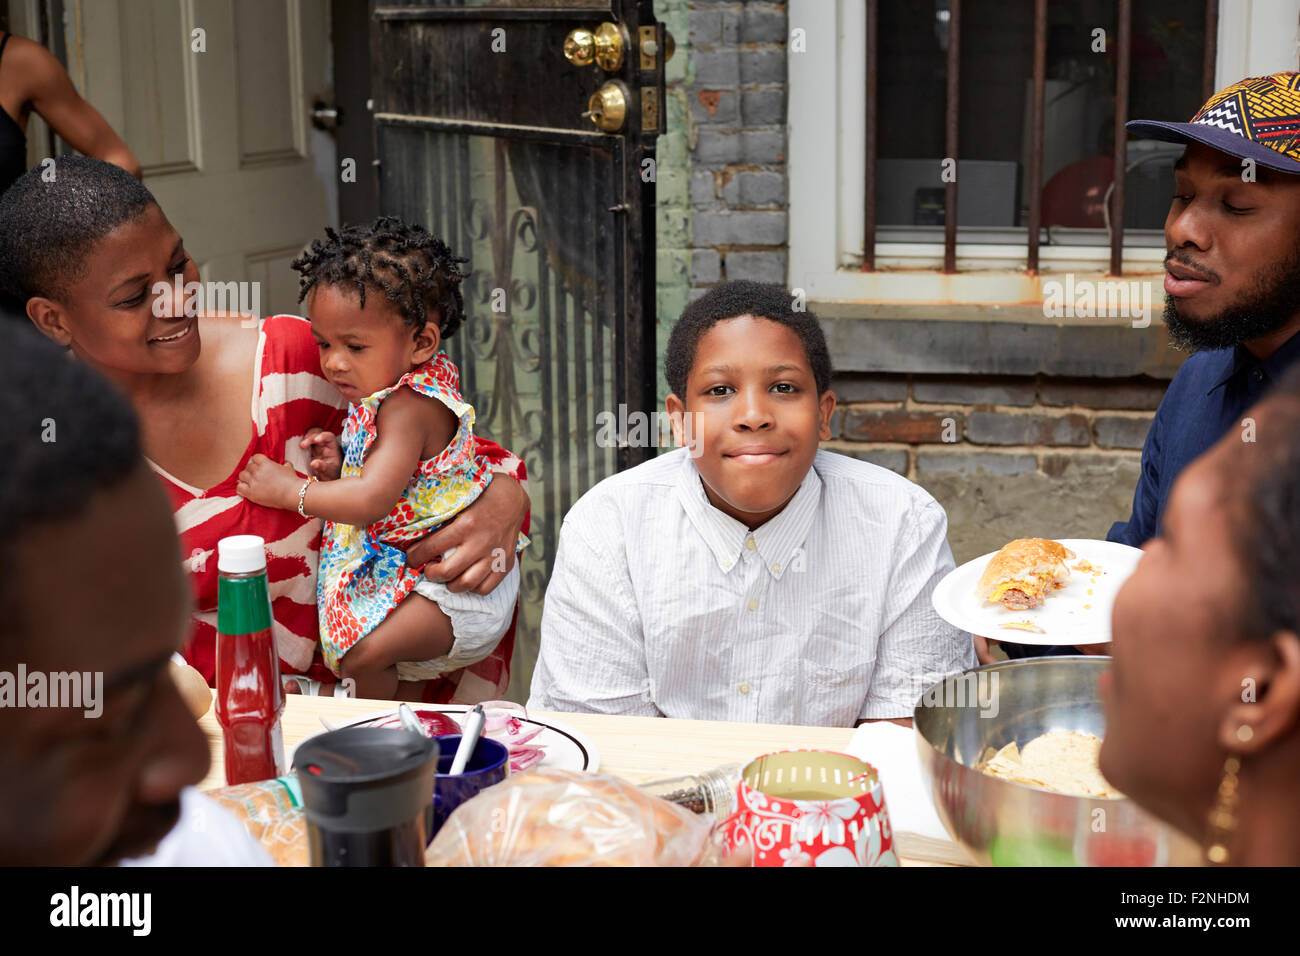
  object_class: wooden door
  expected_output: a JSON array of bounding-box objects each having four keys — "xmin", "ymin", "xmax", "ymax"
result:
[
  {"xmin": 369, "ymin": 0, "xmax": 666, "ymax": 698},
  {"xmin": 49, "ymin": 0, "xmax": 336, "ymax": 318}
]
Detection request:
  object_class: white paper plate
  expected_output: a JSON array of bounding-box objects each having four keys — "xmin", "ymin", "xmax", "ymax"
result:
[
  {"xmin": 292, "ymin": 706, "xmax": 600, "ymax": 773},
  {"xmin": 931, "ymin": 539, "xmax": 1143, "ymax": 645}
]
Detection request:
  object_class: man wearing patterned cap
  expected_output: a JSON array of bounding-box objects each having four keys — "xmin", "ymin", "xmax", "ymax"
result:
[
  {"xmin": 1109, "ymin": 72, "xmax": 1300, "ymax": 548},
  {"xmin": 989, "ymin": 72, "xmax": 1300, "ymax": 662}
]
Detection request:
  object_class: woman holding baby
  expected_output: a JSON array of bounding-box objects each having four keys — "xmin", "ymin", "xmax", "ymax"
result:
[{"xmin": 0, "ymin": 157, "xmax": 529, "ymax": 702}]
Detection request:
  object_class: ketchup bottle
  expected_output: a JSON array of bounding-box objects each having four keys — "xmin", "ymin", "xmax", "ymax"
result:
[{"xmin": 215, "ymin": 535, "xmax": 285, "ymax": 785}]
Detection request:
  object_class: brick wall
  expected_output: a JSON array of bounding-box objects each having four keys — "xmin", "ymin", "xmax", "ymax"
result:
[
  {"xmin": 653, "ymin": 0, "xmax": 690, "ymax": 401},
  {"xmin": 686, "ymin": 0, "xmax": 788, "ymax": 297},
  {"xmin": 823, "ymin": 373, "xmax": 1163, "ymax": 562}
]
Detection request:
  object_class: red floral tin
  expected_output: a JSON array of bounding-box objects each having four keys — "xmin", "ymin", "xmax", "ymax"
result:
[{"xmin": 721, "ymin": 749, "xmax": 899, "ymax": 867}]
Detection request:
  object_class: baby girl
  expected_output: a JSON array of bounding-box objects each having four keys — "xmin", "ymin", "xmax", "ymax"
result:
[{"xmin": 238, "ymin": 217, "xmax": 526, "ymax": 700}]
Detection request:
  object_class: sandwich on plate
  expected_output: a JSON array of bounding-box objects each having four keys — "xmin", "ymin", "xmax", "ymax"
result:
[{"xmin": 976, "ymin": 538, "xmax": 1075, "ymax": 611}]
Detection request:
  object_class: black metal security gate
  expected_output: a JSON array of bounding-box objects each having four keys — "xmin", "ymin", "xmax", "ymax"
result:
[{"xmin": 370, "ymin": 0, "xmax": 665, "ymax": 697}]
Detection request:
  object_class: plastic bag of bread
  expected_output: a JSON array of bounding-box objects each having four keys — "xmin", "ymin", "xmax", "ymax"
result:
[
  {"xmin": 425, "ymin": 768, "xmax": 726, "ymax": 866},
  {"xmin": 206, "ymin": 777, "xmax": 309, "ymax": 867}
]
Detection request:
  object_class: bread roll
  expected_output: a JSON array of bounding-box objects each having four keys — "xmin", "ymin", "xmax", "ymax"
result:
[{"xmin": 169, "ymin": 659, "xmax": 213, "ymax": 718}]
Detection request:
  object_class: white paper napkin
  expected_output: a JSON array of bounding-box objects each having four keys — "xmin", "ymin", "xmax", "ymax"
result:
[{"xmin": 846, "ymin": 722, "xmax": 963, "ymax": 859}]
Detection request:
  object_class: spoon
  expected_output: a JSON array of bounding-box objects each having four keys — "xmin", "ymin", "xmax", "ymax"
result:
[{"xmin": 398, "ymin": 702, "xmax": 429, "ymax": 737}]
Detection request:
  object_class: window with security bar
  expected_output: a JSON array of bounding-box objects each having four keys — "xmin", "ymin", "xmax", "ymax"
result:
[{"xmin": 862, "ymin": 0, "xmax": 1215, "ymax": 274}]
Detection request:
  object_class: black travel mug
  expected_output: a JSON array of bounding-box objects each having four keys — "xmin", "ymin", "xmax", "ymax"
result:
[{"xmin": 293, "ymin": 727, "xmax": 439, "ymax": 866}]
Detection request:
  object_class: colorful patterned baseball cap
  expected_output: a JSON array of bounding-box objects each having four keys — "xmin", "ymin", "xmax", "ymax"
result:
[{"xmin": 1127, "ymin": 72, "xmax": 1300, "ymax": 175}]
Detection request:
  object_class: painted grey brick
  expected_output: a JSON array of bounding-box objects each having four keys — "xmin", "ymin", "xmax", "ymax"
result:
[
  {"xmin": 692, "ymin": 210, "xmax": 788, "ymax": 246},
  {"xmin": 916, "ymin": 451, "xmax": 1038, "ymax": 477},
  {"xmin": 742, "ymin": 3, "xmax": 788, "ymax": 43},
  {"xmin": 690, "ymin": 170, "xmax": 717, "ymax": 205},
  {"xmin": 693, "ymin": 49, "xmax": 741, "ymax": 87},
  {"xmin": 736, "ymin": 171, "xmax": 787, "ymax": 206},
  {"xmin": 912, "ymin": 376, "xmax": 1037, "ymax": 407},
  {"xmin": 1038, "ymin": 377, "xmax": 1168, "ymax": 410},
  {"xmin": 966, "ymin": 412, "xmax": 1091, "ymax": 447},
  {"xmin": 721, "ymin": 6, "xmax": 742, "ymax": 43},
  {"xmin": 721, "ymin": 172, "xmax": 740, "ymax": 206},
  {"xmin": 693, "ymin": 130, "xmax": 743, "ymax": 165},
  {"xmin": 741, "ymin": 47, "xmax": 787, "ymax": 85},
  {"xmin": 688, "ymin": 10, "xmax": 722, "ymax": 47},
  {"xmin": 691, "ymin": 249, "xmax": 721, "ymax": 285},
  {"xmin": 831, "ymin": 374, "xmax": 909, "ymax": 403},
  {"xmin": 741, "ymin": 129, "xmax": 785, "ymax": 164},
  {"xmin": 742, "ymin": 88, "xmax": 786, "ymax": 126},
  {"xmin": 725, "ymin": 251, "xmax": 787, "ymax": 283},
  {"xmin": 1093, "ymin": 415, "xmax": 1153, "ymax": 450}
]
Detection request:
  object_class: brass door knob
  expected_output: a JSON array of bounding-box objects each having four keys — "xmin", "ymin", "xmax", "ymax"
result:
[
  {"xmin": 592, "ymin": 22, "xmax": 625, "ymax": 72},
  {"xmin": 582, "ymin": 81, "xmax": 628, "ymax": 132},
  {"xmin": 563, "ymin": 28, "xmax": 595, "ymax": 66},
  {"xmin": 564, "ymin": 22, "xmax": 625, "ymax": 72}
]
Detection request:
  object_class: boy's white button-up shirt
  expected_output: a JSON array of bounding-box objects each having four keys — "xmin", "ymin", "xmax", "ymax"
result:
[{"xmin": 528, "ymin": 448, "xmax": 975, "ymax": 727}]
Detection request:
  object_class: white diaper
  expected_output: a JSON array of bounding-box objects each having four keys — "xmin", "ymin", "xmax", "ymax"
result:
[{"xmin": 396, "ymin": 562, "xmax": 521, "ymax": 681}]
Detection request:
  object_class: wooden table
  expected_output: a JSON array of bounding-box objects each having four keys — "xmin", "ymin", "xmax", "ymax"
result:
[
  {"xmin": 197, "ymin": 693, "xmax": 955, "ymax": 865},
  {"xmin": 197, "ymin": 693, "xmax": 858, "ymax": 789}
]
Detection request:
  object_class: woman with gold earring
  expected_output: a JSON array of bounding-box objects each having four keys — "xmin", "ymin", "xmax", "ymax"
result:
[{"xmin": 1099, "ymin": 365, "xmax": 1300, "ymax": 866}]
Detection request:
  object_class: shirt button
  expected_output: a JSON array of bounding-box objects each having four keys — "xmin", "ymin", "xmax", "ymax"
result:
[
  {"xmin": 1252, "ymin": 368, "xmax": 1265, "ymax": 383},
  {"xmin": 772, "ymin": 563, "xmax": 782, "ymax": 574},
  {"xmin": 739, "ymin": 682, "xmax": 751, "ymax": 695},
  {"xmin": 745, "ymin": 536, "xmax": 756, "ymax": 550},
  {"xmin": 747, "ymin": 598, "xmax": 758, "ymax": 611}
]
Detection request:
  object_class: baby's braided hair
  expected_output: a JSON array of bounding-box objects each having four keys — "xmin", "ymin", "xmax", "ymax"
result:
[{"xmin": 291, "ymin": 216, "xmax": 470, "ymax": 339}]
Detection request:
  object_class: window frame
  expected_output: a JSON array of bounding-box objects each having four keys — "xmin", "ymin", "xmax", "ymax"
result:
[{"xmin": 786, "ymin": 0, "xmax": 1277, "ymax": 308}]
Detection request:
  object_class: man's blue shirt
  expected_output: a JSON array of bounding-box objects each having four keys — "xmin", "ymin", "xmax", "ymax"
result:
[
  {"xmin": 1107, "ymin": 330, "xmax": 1300, "ymax": 547},
  {"xmin": 1002, "ymin": 330, "xmax": 1300, "ymax": 659}
]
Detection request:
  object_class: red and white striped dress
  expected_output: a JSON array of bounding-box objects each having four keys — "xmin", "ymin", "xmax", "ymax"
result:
[{"xmin": 151, "ymin": 314, "xmax": 528, "ymax": 703}]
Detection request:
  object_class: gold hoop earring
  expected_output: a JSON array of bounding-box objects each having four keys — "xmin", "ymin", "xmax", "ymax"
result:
[{"xmin": 1205, "ymin": 754, "xmax": 1241, "ymax": 865}]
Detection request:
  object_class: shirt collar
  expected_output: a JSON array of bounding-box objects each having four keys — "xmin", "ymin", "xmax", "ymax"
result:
[
  {"xmin": 1206, "ymin": 346, "xmax": 1250, "ymax": 394},
  {"xmin": 674, "ymin": 452, "xmax": 822, "ymax": 579},
  {"xmin": 1206, "ymin": 329, "xmax": 1300, "ymax": 394}
]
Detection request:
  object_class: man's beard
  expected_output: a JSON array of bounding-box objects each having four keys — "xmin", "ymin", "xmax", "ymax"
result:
[{"xmin": 1163, "ymin": 244, "xmax": 1300, "ymax": 352}]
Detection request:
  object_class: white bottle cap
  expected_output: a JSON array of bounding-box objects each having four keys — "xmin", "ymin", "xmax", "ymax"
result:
[{"xmin": 217, "ymin": 535, "xmax": 267, "ymax": 574}]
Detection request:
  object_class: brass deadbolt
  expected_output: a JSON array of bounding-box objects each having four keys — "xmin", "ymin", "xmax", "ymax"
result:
[{"xmin": 584, "ymin": 81, "xmax": 629, "ymax": 132}]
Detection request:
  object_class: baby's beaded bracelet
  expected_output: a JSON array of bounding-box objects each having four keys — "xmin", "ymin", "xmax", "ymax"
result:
[{"xmin": 298, "ymin": 475, "xmax": 318, "ymax": 518}]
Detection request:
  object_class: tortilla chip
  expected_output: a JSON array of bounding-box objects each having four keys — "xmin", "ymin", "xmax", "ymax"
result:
[{"xmin": 976, "ymin": 731, "xmax": 1122, "ymax": 798}]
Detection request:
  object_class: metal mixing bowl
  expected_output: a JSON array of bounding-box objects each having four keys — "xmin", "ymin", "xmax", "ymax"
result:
[{"xmin": 914, "ymin": 657, "xmax": 1203, "ymax": 866}]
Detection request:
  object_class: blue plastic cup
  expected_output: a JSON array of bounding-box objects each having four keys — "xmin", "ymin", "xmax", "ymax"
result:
[{"xmin": 427, "ymin": 734, "xmax": 510, "ymax": 839}]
